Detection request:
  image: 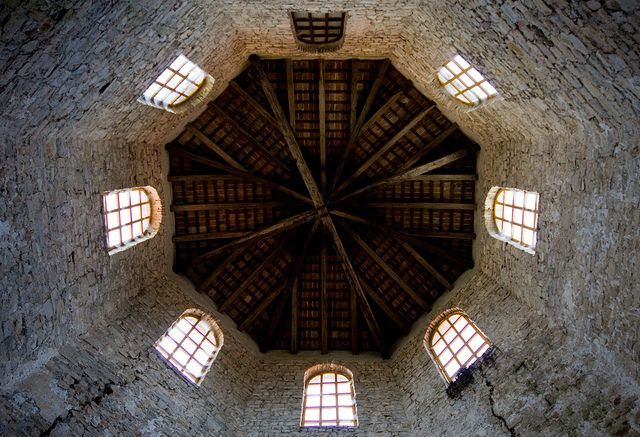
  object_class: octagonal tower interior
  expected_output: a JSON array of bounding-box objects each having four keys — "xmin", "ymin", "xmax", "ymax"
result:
[{"xmin": 1, "ymin": 1, "xmax": 639, "ymax": 436}]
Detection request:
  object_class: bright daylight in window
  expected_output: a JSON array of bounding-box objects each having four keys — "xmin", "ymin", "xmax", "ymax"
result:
[
  {"xmin": 139, "ymin": 54, "xmax": 207, "ymax": 110},
  {"xmin": 302, "ymin": 372, "xmax": 357, "ymax": 427},
  {"xmin": 494, "ymin": 188, "xmax": 539, "ymax": 248},
  {"xmin": 103, "ymin": 188, "xmax": 151, "ymax": 250},
  {"xmin": 431, "ymin": 312, "xmax": 491, "ymax": 382},
  {"xmin": 155, "ymin": 313, "xmax": 219, "ymax": 385},
  {"xmin": 437, "ymin": 55, "xmax": 497, "ymax": 105}
]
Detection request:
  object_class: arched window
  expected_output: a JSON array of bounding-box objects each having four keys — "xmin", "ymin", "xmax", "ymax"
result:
[
  {"xmin": 154, "ymin": 309, "xmax": 223, "ymax": 385},
  {"xmin": 290, "ymin": 12, "xmax": 347, "ymax": 52},
  {"xmin": 102, "ymin": 186, "xmax": 161, "ymax": 254},
  {"xmin": 138, "ymin": 54, "xmax": 214, "ymax": 113},
  {"xmin": 437, "ymin": 55, "xmax": 497, "ymax": 105},
  {"xmin": 484, "ymin": 186, "xmax": 540, "ymax": 254},
  {"xmin": 302, "ymin": 364, "xmax": 357, "ymax": 427},
  {"xmin": 425, "ymin": 309, "xmax": 491, "ymax": 383}
]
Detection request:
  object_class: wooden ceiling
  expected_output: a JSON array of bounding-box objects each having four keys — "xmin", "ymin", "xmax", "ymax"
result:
[{"xmin": 167, "ymin": 56, "xmax": 477, "ymax": 358}]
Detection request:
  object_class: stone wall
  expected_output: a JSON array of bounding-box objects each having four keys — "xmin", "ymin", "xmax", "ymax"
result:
[
  {"xmin": 0, "ymin": 273, "xmax": 261, "ymax": 436},
  {"xmin": 392, "ymin": 270, "xmax": 640, "ymax": 436},
  {"xmin": 0, "ymin": 137, "xmax": 168, "ymax": 382}
]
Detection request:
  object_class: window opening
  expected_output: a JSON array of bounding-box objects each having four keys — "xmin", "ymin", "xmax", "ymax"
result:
[
  {"xmin": 103, "ymin": 188, "xmax": 151, "ymax": 250},
  {"xmin": 302, "ymin": 370, "xmax": 357, "ymax": 427},
  {"xmin": 155, "ymin": 310, "xmax": 222, "ymax": 385},
  {"xmin": 493, "ymin": 188, "xmax": 539, "ymax": 248},
  {"xmin": 426, "ymin": 310, "xmax": 491, "ymax": 383},
  {"xmin": 290, "ymin": 12, "xmax": 347, "ymax": 52},
  {"xmin": 138, "ymin": 54, "xmax": 214, "ymax": 113},
  {"xmin": 437, "ymin": 55, "xmax": 497, "ymax": 105}
]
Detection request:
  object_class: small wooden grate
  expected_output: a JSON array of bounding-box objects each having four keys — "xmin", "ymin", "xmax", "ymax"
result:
[
  {"xmin": 103, "ymin": 188, "xmax": 151, "ymax": 250},
  {"xmin": 302, "ymin": 371, "xmax": 357, "ymax": 427},
  {"xmin": 494, "ymin": 188, "xmax": 539, "ymax": 248},
  {"xmin": 155, "ymin": 313, "xmax": 219, "ymax": 385},
  {"xmin": 437, "ymin": 55, "xmax": 497, "ymax": 105},
  {"xmin": 430, "ymin": 312, "xmax": 491, "ymax": 382},
  {"xmin": 139, "ymin": 55, "xmax": 207, "ymax": 110},
  {"xmin": 291, "ymin": 12, "xmax": 346, "ymax": 52}
]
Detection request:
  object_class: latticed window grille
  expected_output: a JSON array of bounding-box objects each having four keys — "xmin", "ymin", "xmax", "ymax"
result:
[
  {"xmin": 302, "ymin": 371, "xmax": 357, "ymax": 427},
  {"xmin": 103, "ymin": 188, "xmax": 151, "ymax": 250},
  {"xmin": 494, "ymin": 188, "xmax": 539, "ymax": 249},
  {"xmin": 290, "ymin": 12, "xmax": 346, "ymax": 52},
  {"xmin": 437, "ymin": 55, "xmax": 497, "ymax": 105},
  {"xmin": 139, "ymin": 55, "xmax": 209, "ymax": 112},
  {"xmin": 428, "ymin": 311, "xmax": 491, "ymax": 382},
  {"xmin": 155, "ymin": 311, "xmax": 220, "ymax": 385}
]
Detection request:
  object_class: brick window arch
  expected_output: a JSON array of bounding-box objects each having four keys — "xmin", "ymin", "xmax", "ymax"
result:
[
  {"xmin": 102, "ymin": 186, "xmax": 162, "ymax": 254},
  {"xmin": 301, "ymin": 364, "xmax": 357, "ymax": 427},
  {"xmin": 425, "ymin": 308, "xmax": 491, "ymax": 383},
  {"xmin": 138, "ymin": 54, "xmax": 214, "ymax": 113},
  {"xmin": 484, "ymin": 186, "xmax": 540, "ymax": 254},
  {"xmin": 154, "ymin": 309, "xmax": 223, "ymax": 385}
]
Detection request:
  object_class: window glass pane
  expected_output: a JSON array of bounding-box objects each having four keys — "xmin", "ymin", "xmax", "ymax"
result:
[
  {"xmin": 307, "ymin": 396, "xmax": 321, "ymax": 407},
  {"xmin": 155, "ymin": 312, "xmax": 219, "ymax": 385},
  {"xmin": 323, "ymin": 373, "xmax": 336, "ymax": 383},
  {"xmin": 439, "ymin": 348, "xmax": 453, "ymax": 365},
  {"xmin": 336, "ymin": 374, "xmax": 348, "ymax": 382},
  {"xmin": 337, "ymin": 394, "xmax": 352, "ymax": 406},
  {"xmin": 307, "ymin": 384, "xmax": 321, "ymax": 395},
  {"xmin": 322, "ymin": 395, "xmax": 337, "ymax": 407},
  {"xmin": 323, "ymin": 408, "xmax": 337, "ymax": 421},
  {"xmin": 304, "ymin": 409, "xmax": 319, "ymax": 421},
  {"xmin": 450, "ymin": 337, "xmax": 464, "ymax": 354},
  {"xmin": 445, "ymin": 361, "xmax": 461, "ymax": 378},
  {"xmin": 338, "ymin": 407, "xmax": 354, "ymax": 420}
]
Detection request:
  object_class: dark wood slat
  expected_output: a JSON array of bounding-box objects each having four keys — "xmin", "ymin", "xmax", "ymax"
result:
[
  {"xmin": 185, "ymin": 124, "xmax": 247, "ymax": 171},
  {"xmin": 335, "ymin": 105, "xmax": 436, "ymax": 194},
  {"xmin": 320, "ymin": 238, "xmax": 328, "ymax": 354},
  {"xmin": 251, "ymin": 55, "xmax": 325, "ymax": 207},
  {"xmin": 290, "ymin": 279, "xmax": 299, "ymax": 354},
  {"xmin": 331, "ymin": 59, "xmax": 391, "ymax": 192},
  {"xmin": 170, "ymin": 201, "xmax": 303, "ymax": 212},
  {"xmin": 349, "ymin": 60, "xmax": 359, "ymax": 135},
  {"xmin": 358, "ymin": 275, "xmax": 410, "ymax": 334},
  {"xmin": 400, "ymin": 230, "xmax": 475, "ymax": 240},
  {"xmin": 331, "ymin": 210, "xmax": 474, "ymax": 267},
  {"xmin": 168, "ymin": 174, "xmax": 241, "ymax": 182},
  {"xmin": 321, "ymin": 216, "xmax": 389, "ymax": 357},
  {"xmin": 166, "ymin": 144, "xmax": 313, "ymax": 204},
  {"xmin": 357, "ymin": 91, "xmax": 404, "ymax": 136},
  {"xmin": 393, "ymin": 149, "xmax": 469, "ymax": 180},
  {"xmin": 395, "ymin": 123, "xmax": 459, "ymax": 173},
  {"xmin": 260, "ymin": 220, "xmax": 320, "ymax": 352},
  {"xmin": 238, "ymin": 281, "xmax": 287, "ymax": 331},
  {"xmin": 209, "ymin": 101, "xmax": 292, "ymax": 173},
  {"xmin": 351, "ymin": 285, "xmax": 358, "ymax": 355},
  {"xmin": 352, "ymin": 202, "xmax": 475, "ymax": 211},
  {"xmin": 286, "ymin": 59, "xmax": 296, "ymax": 133},
  {"xmin": 403, "ymin": 174, "xmax": 477, "ymax": 182},
  {"xmin": 399, "ymin": 241, "xmax": 452, "ymax": 290},
  {"xmin": 196, "ymin": 247, "xmax": 244, "ymax": 293},
  {"xmin": 173, "ymin": 231, "xmax": 251, "ymax": 243},
  {"xmin": 191, "ymin": 209, "xmax": 316, "ymax": 265},
  {"xmin": 218, "ymin": 233, "xmax": 295, "ymax": 313},
  {"xmin": 319, "ymin": 59, "xmax": 327, "ymax": 194},
  {"xmin": 229, "ymin": 80, "xmax": 280, "ymax": 129},
  {"xmin": 333, "ymin": 149, "xmax": 469, "ymax": 202},
  {"xmin": 337, "ymin": 219, "xmax": 429, "ymax": 311}
]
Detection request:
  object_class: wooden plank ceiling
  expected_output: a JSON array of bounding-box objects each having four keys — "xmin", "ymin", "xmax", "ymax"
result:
[{"xmin": 167, "ymin": 56, "xmax": 477, "ymax": 358}]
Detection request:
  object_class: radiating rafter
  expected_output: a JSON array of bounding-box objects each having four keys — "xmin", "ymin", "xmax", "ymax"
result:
[
  {"xmin": 166, "ymin": 144, "xmax": 313, "ymax": 203},
  {"xmin": 334, "ymin": 104, "xmax": 436, "ymax": 194},
  {"xmin": 337, "ymin": 219, "xmax": 429, "ymax": 311},
  {"xmin": 229, "ymin": 80, "xmax": 280, "ymax": 129},
  {"xmin": 185, "ymin": 123, "xmax": 247, "ymax": 171},
  {"xmin": 395, "ymin": 123, "xmax": 459, "ymax": 173},
  {"xmin": 333, "ymin": 149, "xmax": 469, "ymax": 202},
  {"xmin": 251, "ymin": 55, "xmax": 325, "ymax": 207},
  {"xmin": 218, "ymin": 233, "xmax": 296, "ymax": 313},
  {"xmin": 320, "ymin": 237, "xmax": 328, "ymax": 354},
  {"xmin": 260, "ymin": 220, "xmax": 320, "ymax": 352},
  {"xmin": 322, "ymin": 216, "xmax": 389, "ymax": 357},
  {"xmin": 191, "ymin": 209, "xmax": 316, "ymax": 265},
  {"xmin": 319, "ymin": 59, "xmax": 327, "ymax": 194},
  {"xmin": 330, "ymin": 210, "xmax": 474, "ymax": 268},
  {"xmin": 331, "ymin": 59, "xmax": 391, "ymax": 191}
]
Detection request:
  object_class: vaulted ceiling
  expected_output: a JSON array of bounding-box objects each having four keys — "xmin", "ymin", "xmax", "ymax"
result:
[{"xmin": 167, "ymin": 57, "xmax": 478, "ymax": 357}]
